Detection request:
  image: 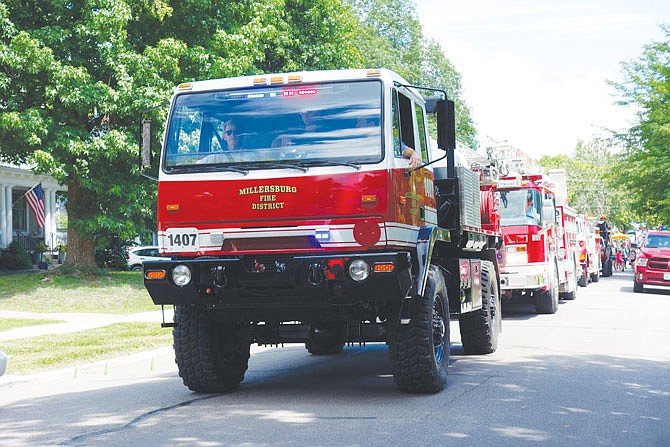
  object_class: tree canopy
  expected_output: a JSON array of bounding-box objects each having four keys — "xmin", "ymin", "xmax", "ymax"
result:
[
  {"xmin": 0, "ymin": 0, "xmax": 475, "ymax": 267},
  {"xmin": 538, "ymin": 139, "xmax": 635, "ymax": 231},
  {"xmin": 611, "ymin": 25, "xmax": 670, "ymax": 228}
]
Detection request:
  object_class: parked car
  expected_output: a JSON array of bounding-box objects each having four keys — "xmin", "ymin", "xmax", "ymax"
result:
[
  {"xmin": 125, "ymin": 246, "xmax": 171, "ymax": 271},
  {"xmin": 633, "ymin": 231, "xmax": 670, "ymax": 293}
]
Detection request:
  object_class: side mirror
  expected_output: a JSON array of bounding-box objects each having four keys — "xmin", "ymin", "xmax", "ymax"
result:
[
  {"xmin": 141, "ymin": 119, "xmax": 152, "ymax": 168},
  {"xmin": 436, "ymin": 99, "xmax": 456, "ymax": 151}
]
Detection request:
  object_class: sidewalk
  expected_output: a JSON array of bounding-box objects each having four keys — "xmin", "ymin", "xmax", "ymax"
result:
[
  {"xmin": 0, "ymin": 308, "xmax": 174, "ymax": 342},
  {"xmin": 0, "ymin": 308, "xmax": 177, "ymax": 391}
]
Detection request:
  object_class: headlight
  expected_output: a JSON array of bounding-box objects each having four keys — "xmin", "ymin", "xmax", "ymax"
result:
[
  {"xmin": 348, "ymin": 259, "xmax": 370, "ymax": 282},
  {"xmin": 637, "ymin": 257, "xmax": 648, "ymax": 267},
  {"xmin": 172, "ymin": 264, "xmax": 192, "ymax": 287}
]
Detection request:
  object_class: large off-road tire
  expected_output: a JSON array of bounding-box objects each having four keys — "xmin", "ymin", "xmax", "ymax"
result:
[
  {"xmin": 173, "ymin": 305, "xmax": 251, "ymax": 393},
  {"xmin": 459, "ymin": 261, "xmax": 501, "ymax": 354},
  {"xmin": 389, "ymin": 265, "xmax": 450, "ymax": 393},
  {"xmin": 535, "ymin": 262, "xmax": 559, "ymax": 314},
  {"xmin": 305, "ymin": 321, "xmax": 346, "ymax": 355},
  {"xmin": 633, "ymin": 280, "xmax": 644, "ymax": 293}
]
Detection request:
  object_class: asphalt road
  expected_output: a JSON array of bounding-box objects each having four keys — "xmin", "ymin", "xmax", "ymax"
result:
[{"xmin": 1, "ymin": 269, "xmax": 669, "ymax": 447}]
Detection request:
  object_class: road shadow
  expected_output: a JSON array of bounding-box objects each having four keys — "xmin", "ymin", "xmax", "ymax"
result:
[{"xmin": 2, "ymin": 347, "xmax": 669, "ymax": 447}]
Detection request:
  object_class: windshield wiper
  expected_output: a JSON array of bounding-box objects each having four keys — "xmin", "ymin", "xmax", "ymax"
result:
[
  {"xmin": 250, "ymin": 162, "xmax": 308, "ymax": 172},
  {"xmin": 300, "ymin": 160, "xmax": 361, "ymax": 170},
  {"xmin": 167, "ymin": 165, "xmax": 249, "ymax": 175}
]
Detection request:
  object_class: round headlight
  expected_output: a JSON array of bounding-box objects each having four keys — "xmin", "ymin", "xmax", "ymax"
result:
[
  {"xmin": 172, "ymin": 264, "xmax": 192, "ymax": 287},
  {"xmin": 348, "ymin": 259, "xmax": 370, "ymax": 282}
]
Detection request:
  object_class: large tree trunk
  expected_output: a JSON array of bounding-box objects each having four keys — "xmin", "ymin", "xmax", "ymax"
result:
[{"xmin": 63, "ymin": 177, "xmax": 97, "ymax": 267}]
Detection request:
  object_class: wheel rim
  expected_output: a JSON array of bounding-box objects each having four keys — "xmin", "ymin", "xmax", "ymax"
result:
[{"xmin": 432, "ymin": 297, "xmax": 446, "ymax": 362}]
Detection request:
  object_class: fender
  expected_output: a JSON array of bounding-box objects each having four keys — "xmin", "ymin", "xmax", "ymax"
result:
[{"xmin": 414, "ymin": 226, "xmax": 451, "ymax": 298}]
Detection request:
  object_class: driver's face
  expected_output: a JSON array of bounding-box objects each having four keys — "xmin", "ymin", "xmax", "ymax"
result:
[{"xmin": 223, "ymin": 122, "xmax": 239, "ymax": 149}]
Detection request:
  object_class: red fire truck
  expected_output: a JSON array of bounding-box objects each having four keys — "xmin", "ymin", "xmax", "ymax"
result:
[
  {"xmin": 141, "ymin": 69, "xmax": 502, "ymax": 394},
  {"xmin": 493, "ymin": 174, "xmax": 576, "ymax": 313}
]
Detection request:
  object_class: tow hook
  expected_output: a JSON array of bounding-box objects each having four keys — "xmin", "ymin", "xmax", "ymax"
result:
[{"xmin": 308, "ymin": 263, "xmax": 324, "ymax": 285}]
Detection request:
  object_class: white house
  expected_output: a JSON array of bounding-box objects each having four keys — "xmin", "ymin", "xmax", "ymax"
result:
[{"xmin": 0, "ymin": 164, "xmax": 67, "ymax": 251}]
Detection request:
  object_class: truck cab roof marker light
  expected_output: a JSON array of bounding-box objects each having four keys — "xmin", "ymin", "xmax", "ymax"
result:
[
  {"xmin": 253, "ymin": 77, "xmax": 267, "ymax": 86},
  {"xmin": 287, "ymin": 75, "xmax": 302, "ymax": 83},
  {"xmin": 177, "ymin": 83, "xmax": 193, "ymax": 90},
  {"xmin": 166, "ymin": 204, "xmax": 180, "ymax": 212},
  {"xmin": 366, "ymin": 69, "xmax": 382, "ymax": 77},
  {"xmin": 270, "ymin": 76, "xmax": 284, "ymax": 85}
]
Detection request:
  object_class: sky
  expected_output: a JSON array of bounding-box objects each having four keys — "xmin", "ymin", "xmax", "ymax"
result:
[{"xmin": 415, "ymin": 0, "xmax": 670, "ymax": 158}]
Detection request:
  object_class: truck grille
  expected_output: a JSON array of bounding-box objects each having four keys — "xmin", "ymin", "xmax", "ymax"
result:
[{"xmin": 648, "ymin": 257, "xmax": 670, "ymax": 271}]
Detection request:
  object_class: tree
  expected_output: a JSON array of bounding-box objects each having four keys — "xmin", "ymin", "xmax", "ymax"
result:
[
  {"xmin": 0, "ymin": 0, "xmax": 363, "ymax": 268},
  {"xmin": 611, "ymin": 24, "xmax": 670, "ymax": 228},
  {"xmin": 539, "ymin": 139, "xmax": 636, "ymax": 231},
  {"xmin": 347, "ymin": 0, "xmax": 477, "ymax": 147}
]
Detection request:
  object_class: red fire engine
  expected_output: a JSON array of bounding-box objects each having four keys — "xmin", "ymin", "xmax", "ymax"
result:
[
  {"xmin": 492, "ymin": 173, "xmax": 577, "ymax": 313},
  {"xmin": 141, "ymin": 69, "xmax": 502, "ymax": 394}
]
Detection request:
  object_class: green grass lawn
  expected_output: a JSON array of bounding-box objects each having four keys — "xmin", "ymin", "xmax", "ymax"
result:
[
  {"xmin": 0, "ymin": 270, "xmax": 172, "ymax": 375},
  {"xmin": 0, "ymin": 270, "xmax": 157, "ymax": 314},
  {"xmin": 3, "ymin": 322, "xmax": 173, "ymax": 375}
]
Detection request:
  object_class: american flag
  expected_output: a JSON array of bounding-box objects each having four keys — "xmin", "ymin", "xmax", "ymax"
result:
[{"xmin": 25, "ymin": 184, "xmax": 45, "ymax": 228}]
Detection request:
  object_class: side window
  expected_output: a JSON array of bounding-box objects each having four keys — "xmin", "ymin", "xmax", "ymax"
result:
[
  {"xmin": 414, "ymin": 103, "xmax": 427, "ymax": 161},
  {"xmin": 392, "ymin": 89, "xmax": 417, "ymax": 158},
  {"xmin": 392, "ymin": 90, "xmax": 402, "ymax": 157}
]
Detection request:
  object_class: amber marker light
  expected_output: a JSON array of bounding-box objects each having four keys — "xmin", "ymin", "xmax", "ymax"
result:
[
  {"xmin": 270, "ymin": 76, "xmax": 284, "ymax": 84},
  {"xmin": 253, "ymin": 77, "xmax": 267, "ymax": 86},
  {"xmin": 166, "ymin": 204, "xmax": 180, "ymax": 212},
  {"xmin": 177, "ymin": 83, "xmax": 192, "ymax": 90},
  {"xmin": 287, "ymin": 75, "xmax": 303, "ymax": 83},
  {"xmin": 373, "ymin": 262, "xmax": 395, "ymax": 273},
  {"xmin": 145, "ymin": 270, "xmax": 166, "ymax": 280},
  {"xmin": 361, "ymin": 195, "xmax": 377, "ymax": 205}
]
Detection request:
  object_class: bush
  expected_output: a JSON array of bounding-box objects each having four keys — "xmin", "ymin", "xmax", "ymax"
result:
[
  {"xmin": 0, "ymin": 241, "xmax": 33, "ymax": 270},
  {"xmin": 95, "ymin": 237, "xmax": 131, "ymax": 270}
]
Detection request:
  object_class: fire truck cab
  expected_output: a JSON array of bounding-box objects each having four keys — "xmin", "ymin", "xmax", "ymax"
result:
[
  {"xmin": 494, "ymin": 174, "xmax": 567, "ymax": 313},
  {"xmin": 141, "ymin": 68, "xmax": 502, "ymax": 394}
]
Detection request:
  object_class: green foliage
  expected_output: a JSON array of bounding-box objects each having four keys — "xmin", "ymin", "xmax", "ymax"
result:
[
  {"xmin": 347, "ymin": 0, "xmax": 477, "ymax": 147},
  {"xmin": 611, "ymin": 25, "xmax": 670, "ymax": 227},
  {"xmin": 538, "ymin": 139, "xmax": 636, "ymax": 231},
  {"xmin": 0, "ymin": 241, "xmax": 33, "ymax": 270}
]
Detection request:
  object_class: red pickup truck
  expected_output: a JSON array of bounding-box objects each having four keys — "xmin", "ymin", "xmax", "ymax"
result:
[{"xmin": 633, "ymin": 231, "xmax": 670, "ymax": 293}]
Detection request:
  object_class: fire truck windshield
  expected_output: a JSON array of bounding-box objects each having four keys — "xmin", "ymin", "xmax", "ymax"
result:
[
  {"xmin": 162, "ymin": 80, "xmax": 383, "ymax": 170},
  {"xmin": 499, "ymin": 189, "xmax": 543, "ymax": 227}
]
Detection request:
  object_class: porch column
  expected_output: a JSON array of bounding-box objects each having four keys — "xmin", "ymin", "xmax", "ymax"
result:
[
  {"xmin": 48, "ymin": 189, "xmax": 57, "ymax": 249},
  {"xmin": 44, "ymin": 186, "xmax": 52, "ymax": 248},
  {"xmin": 4, "ymin": 185, "xmax": 12, "ymax": 248},
  {"xmin": 0, "ymin": 185, "xmax": 6, "ymax": 248}
]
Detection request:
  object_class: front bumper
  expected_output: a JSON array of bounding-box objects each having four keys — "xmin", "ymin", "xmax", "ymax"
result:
[
  {"xmin": 634, "ymin": 267, "xmax": 670, "ymax": 287},
  {"xmin": 143, "ymin": 252, "xmax": 412, "ymax": 310},
  {"xmin": 500, "ymin": 263, "xmax": 549, "ymax": 291}
]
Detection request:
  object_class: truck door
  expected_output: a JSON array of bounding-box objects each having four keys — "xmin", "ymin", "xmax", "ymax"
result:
[{"xmin": 391, "ymin": 88, "xmax": 435, "ymax": 228}]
